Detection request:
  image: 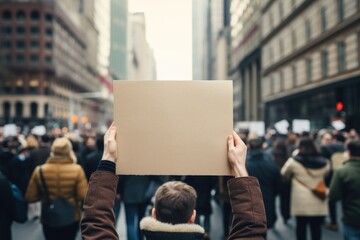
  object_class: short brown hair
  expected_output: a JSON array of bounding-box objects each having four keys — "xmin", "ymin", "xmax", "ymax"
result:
[{"xmin": 154, "ymin": 181, "xmax": 197, "ymax": 224}]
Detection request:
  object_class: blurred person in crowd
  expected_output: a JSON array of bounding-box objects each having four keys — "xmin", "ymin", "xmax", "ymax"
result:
[
  {"xmin": 29, "ymin": 134, "xmax": 52, "ymax": 174},
  {"xmin": 12, "ymin": 146, "xmax": 32, "ymax": 194},
  {"xmin": 27, "ymin": 134, "xmax": 52, "ymax": 220},
  {"xmin": 329, "ymin": 139, "xmax": 360, "ymax": 239},
  {"xmin": 81, "ymin": 136, "xmax": 96, "ymax": 161},
  {"xmin": 26, "ymin": 135, "xmax": 39, "ymax": 150},
  {"xmin": 218, "ymin": 176, "xmax": 233, "ymax": 239},
  {"xmin": 246, "ymin": 137, "xmax": 282, "ymax": 229},
  {"xmin": 0, "ymin": 138, "xmax": 18, "ymax": 182},
  {"xmin": 272, "ymin": 139, "xmax": 291, "ymax": 224},
  {"xmin": 349, "ymin": 129, "xmax": 359, "ymax": 140},
  {"xmin": 320, "ymin": 132, "xmax": 345, "ymax": 231},
  {"xmin": 281, "ymin": 138, "xmax": 330, "ymax": 240},
  {"xmin": 26, "ymin": 138, "xmax": 88, "ymax": 240},
  {"xmin": 0, "ymin": 169, "xmax": 15, "ymax": 240},
  {"xmin": 84, "ymin": 135, "xmax": 104, "ymax": 181},
  {"xmin": 81, "ymin": 125, "xmax": 267, "ymax": 239},
  {"xmin": 184, "ymin": 176, "xmax": 216, "ymax": 239},
  {"xmin": 287, "ymin": 133, "xmax": 298, "ymax": 156}
]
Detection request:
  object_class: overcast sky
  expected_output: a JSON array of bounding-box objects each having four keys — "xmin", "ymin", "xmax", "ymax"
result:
[{"xmin": 129, "ymin": 0, "xmax": 192, "ymax": 80}]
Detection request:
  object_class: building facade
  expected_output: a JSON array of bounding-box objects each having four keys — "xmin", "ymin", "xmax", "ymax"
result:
[
  {"xmin": 230, "ymin": 0, "xmax": 262, "ymax": 122},
  {"xmin": 261, "ymin": 0, "xmax": 360, "ymax": 130},
  {"xmin": 0, "ymin": 0, "xmax": 112, "ymax": 130}
]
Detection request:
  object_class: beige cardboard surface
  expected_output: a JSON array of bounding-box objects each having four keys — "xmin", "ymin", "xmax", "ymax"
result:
[{"xmin": 114, "ymin": 80, "xmax": 233, "ymax": 175}]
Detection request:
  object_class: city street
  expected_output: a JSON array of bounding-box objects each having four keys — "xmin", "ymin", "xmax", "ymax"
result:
[{"xmin": 12, "ymin": 199, "xmax": 342, "ymax": 240}]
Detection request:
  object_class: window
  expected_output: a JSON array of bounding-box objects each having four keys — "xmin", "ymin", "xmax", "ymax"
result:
[
  {"xmin": 16, "ymin": 41, "xmax": 25, "ymax": 49},
  {"xmin": 269, "ymin": 12, "xmax": 274, "ymax": 29},
  {"xmin": 30, "ymin": 27, "xmax": 39, "ymax": 35},
  {"xmin": 2, "ymin": 10, "xmax": 12, "ymax": 21},
  {"xmin": 30, "ymin": 41, "xmax": 39, "ymax": 49},
  {"xmin": 16, "ymin": 11, "xmax": 25, "ymax": 21},
  {"xmin": 306, "ymin": 19, "xmax": 312, "ymax": 41},
  {"xmin": 338, "ymin": 42, "xmax": 346, "ymax": 72},
  {"xmin": 292, "ymin": 65, "xmax": 297, "ymax": 87},
  {"xmin": 45, "ymin": 42, "xmax": 52, "ymax": 50},
  {"xmin": 321, "ymin": 7, "xmax": 327, "ymax": 32},
  {"xmin": 3, "ymin": 102, "xmax": 11, "ymax": 122},
  {"xmin": 16, "ymin": 26, "xmax": 25, "ymax": 35},
  {"xmin": 279, "ymin": 39, "xmax": 284, "ymax": 57},
  {"xmin": 15, "ymin": 79, "xmax": 24, "ymax": 94},
  {"xmin": 2, "ymin": 41, "xmax": 11, "ymax": 50},
  {"xmin": 29, "ymin": 79, "xmax": 39, "ymax": 94},
  {"xmin": 45, "ymin": 14, "xmax": 53, "ymax": 23},
  {"xmin": 292, "ymin": 30, "xmax": 297, "ymax": 50},
  {"xmin": 269, "ymin": 47, "xmax": 274, "ymax": 64},
  {"xmin": 321, "ymin": 51, "xmax": 328, "ymax": 78},
  {"xmin": 279, "ymin": 1, "xmax": 284, "ymax": 19},
  {"xmin": 45, "ymin": 28, "xmax": 53, "ymax": 36},
  {"xmin": 30, "ymin": 10, "xmax": 40, "ymax": 21},
  {"xmin": 45, "ymin": 56, "xmax": 52, "ymax": 63},
  {"xmin": 306, "ymin": 58, "xmax": 312, "ymax": 82},
  {"xmin": 30, "ymin": 102, "xmax": 38, "ymax": 118},
  {"xmin": 16, "ymin": 55, "xmax": 24, "ymax": 63},
  {"xmin": 30, "ymin": 55, "xmax": 39, "ymax": 63},
  {"xmin": 1, "ymin": 55, "xmax": 11, "ymax": 64},
  {"xmin": 2, "ymin": 27, "xmax": 12, "ymax": 36},
  {"xmin": 338, "ymin": 0, "xmax": 344, "ymax": 22},
  {"xmin": 15, "ymin": 102, "xmax": 23, "ymax": 119},
  {"xmin": 279, "ymin": 71, "xmax": 284, "ymax": 91},
  {"xmin": 270, "ymin": 76, "xmax": 274, "ymax": 94}
]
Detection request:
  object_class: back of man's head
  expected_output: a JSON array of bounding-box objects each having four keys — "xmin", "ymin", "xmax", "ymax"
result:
[
  {"xmin": 347, "ymin": 139, "xmax": 360, "ymax": 158},
  {"xmin": 248, "ymin": 138, "xmax": 263, "ymax": 150},
  {"xmin": 154, "ymin": 181, "xmax": 197, "ymax": 225}
]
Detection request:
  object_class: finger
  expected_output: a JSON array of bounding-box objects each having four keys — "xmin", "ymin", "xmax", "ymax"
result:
[
  {"xmin": 232, "ymin": 131, "xmax": 243, "ymax": 147},
  {"xmin": 227, "ymin": 135, "xmax": 234, "ymax": 149}
]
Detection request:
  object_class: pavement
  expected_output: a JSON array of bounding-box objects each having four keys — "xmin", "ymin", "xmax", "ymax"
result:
[{"xmin": 12, "ymin": 199, "xmax": 342, "ymax": 240}]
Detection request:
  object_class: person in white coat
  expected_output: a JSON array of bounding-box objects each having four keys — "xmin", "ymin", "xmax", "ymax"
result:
[{"xmin": 281, "ymin": 138, "xmax": 330, "ymax": 240}]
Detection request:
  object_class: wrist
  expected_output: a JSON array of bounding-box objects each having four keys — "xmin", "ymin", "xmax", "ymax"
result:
[
  {"xmin": 101, "ymin": 154, "xmax": 116, "ymax": 162},
  {"xmin": 233, "ymin": 162, "xmax": 248, "ymax": 178}
]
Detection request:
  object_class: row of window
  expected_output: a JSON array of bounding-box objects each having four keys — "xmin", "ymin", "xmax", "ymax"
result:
[
  {"xmin": 2, "ymin": 102, "xmax": 40, "ymax": 119},
  {"xmin": 1, "ymin": 55, "xmax": 52, "ymax": 64},
  {"xmin": 1, "ymin": 27, "xmax": 53, "ymax": 36},
  {"xmin": 1, "ymin": 41, "xmax": 53, "ymax": 50},
  {"xmin": 270, "ymin": 42, "xmax": 347, "ymax": 94},
  {"xmin": 2, "ymin": 10, "xmax": 53, "ymax": 22}
]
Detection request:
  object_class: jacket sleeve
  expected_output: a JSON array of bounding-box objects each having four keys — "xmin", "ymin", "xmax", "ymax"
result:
[
  {"xmin": 25, "ymin": 166, "xmax": 41, "ymax": 203},
  {"xmin": 76, "ymin": 168, "xmax": 88, "ymax": 201},
  {"xmin": 280, "ymin": 158, "xmax": 294, "ymax": 181},
  {"xmin": 81, "ymin": 171, "xmax": 119, "ymax": 240},
  {"xmin": 228, "ymin": 177, "xmax": 267, "ymax": 240}
]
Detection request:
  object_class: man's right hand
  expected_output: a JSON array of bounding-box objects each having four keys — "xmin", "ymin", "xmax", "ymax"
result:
[
  {"xmin": 227, "ymin": 131, "xmax": 248, "ymax": 177},
  {"xmin": 101, "ymin": 122, "xmax": 117, "ymax": 163}
]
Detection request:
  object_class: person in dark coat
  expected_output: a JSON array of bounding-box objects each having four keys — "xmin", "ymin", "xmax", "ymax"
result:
[
  {"xmin": 320, "ymin": 132, "xmax": 345, "ymax": 231},
  {"xmin": 12, "ymin": 147, "xmax": 32, "ymax": 194},
  {"xmin": 28, "ymin": 134, "xmax": 51, "ymax": 174},
  {"xmin": 0, "ymin": 170, "xmax": 15, "ymax": 240},
  {"xmin": 184, "ymin": 176, "xmax": 216, "ymax": 238},
  {"xmin": 84, "ymin": 136, "xmax": 104, "ymax": 181},
  {"xmin": 0, "ymin": 138, "xmax": 17, "ymax": 183},
  {"xmin": 246, "ymin": 137, "xmax": 282, "ymax": 229},
  {"xmin": 271, "ymin": 139, "xmax": 291, "ymax": 224}
]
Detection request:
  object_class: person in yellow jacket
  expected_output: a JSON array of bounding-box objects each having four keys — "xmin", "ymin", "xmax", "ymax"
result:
[{"xmin": 26, "ymin": 137, "xmax": 88, "ymax": 240}]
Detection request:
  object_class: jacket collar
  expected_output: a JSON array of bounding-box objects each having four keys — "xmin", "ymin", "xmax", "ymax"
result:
[
  {"xmin": 46, "ymin": 156, "xmax": 74, "ymax": 164},
  {"xmin": 140, "ymin": 217, "xmax": 204, "ymax": 240}
]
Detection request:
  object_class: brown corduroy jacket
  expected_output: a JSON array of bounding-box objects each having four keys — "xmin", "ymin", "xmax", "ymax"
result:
[
  {"xmin": 25, "ymin": 157, "xmax": 88, "ymax": 222},
  {"xmin": 81, "ymin": 171, "xmax": 267, "ymax": 240}
]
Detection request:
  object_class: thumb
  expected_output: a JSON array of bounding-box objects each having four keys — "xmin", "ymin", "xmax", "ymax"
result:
[{"xmin": 227, "ymin": 135, "xmax": 234, "ymax": 149}]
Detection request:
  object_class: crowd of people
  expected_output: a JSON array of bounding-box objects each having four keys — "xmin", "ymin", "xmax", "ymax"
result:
[{"xmin": 0, "ymin": 126, "xmax": 359, "ymax": 240}]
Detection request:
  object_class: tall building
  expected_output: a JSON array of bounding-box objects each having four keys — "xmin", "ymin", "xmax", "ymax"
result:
[
  {"xmin": 192, "ymin": 0, "xmax": 207, "ymax": 80},
  {"xmin": 230, "ymin": 0, "xmax": 262, "ymax": 122},
  {"xmin": 261, "ymin": 0, "xmax": 360, "ymax": 130},
  {"xmin": 128, "ymin": 13, "xmax": 156, "ymax": 80},
  {"xmin": 0, "ymin": 0, "xmax": 112, "ymax": 130},
  {"xmin": 110, "ymin": 0, "xmax": 128, "ymax": 80}
]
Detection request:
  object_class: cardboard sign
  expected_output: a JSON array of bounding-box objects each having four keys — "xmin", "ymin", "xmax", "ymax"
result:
[
  {"xmin": 274, "ymin": 120, "xmax": 289, "ymax": 135},
  {"xmin": 114, "ymin": 80, "xmax": 233, "ymax": 175},
  {"xmin": 292, "ymin": 119, "xmax": 311, "ymax": 134},
  {"xmin": 3, "ymin": 124, "xmax": 17, "ymax": 138},
  {"xmin": 249, "ymin": 121, "xmax": 265, "ymax": 137}
]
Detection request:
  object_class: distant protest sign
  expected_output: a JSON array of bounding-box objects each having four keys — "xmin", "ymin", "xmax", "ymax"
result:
[
  {"xmin": 3, "ymin": 124, "xmax": 17, "ymax": 138},
  {"xmin": 114, "ymin": 80, "xmax": 233, "ymax": 175},
  {"xmin": 292, "ymin": 119, "xmax": 311, "ymax": 134}
]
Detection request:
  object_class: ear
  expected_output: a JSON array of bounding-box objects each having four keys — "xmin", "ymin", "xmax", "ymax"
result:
[
  {"xmin": 151, "ymin": 208, "xmax": 156, "ymax": 219},
  {"xmin": 188, "ymin": 210, "xmax": 196, "ymax": 224}
]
